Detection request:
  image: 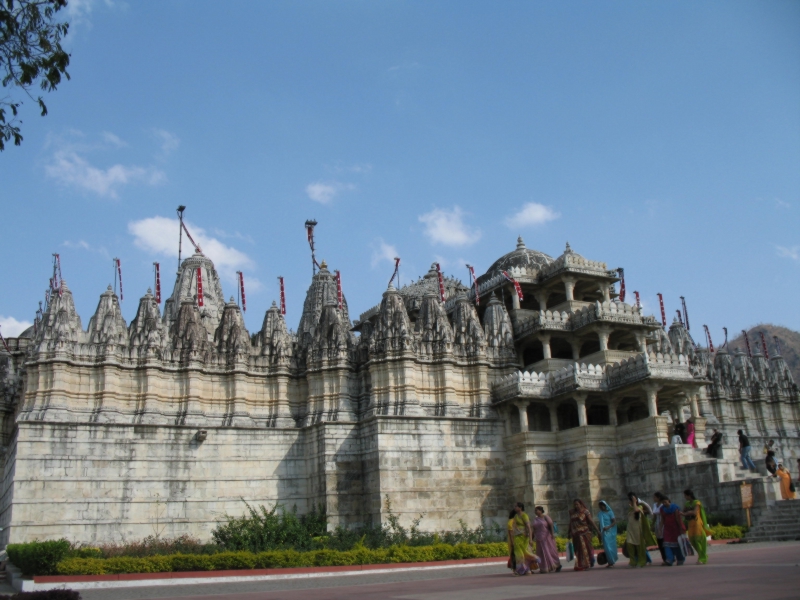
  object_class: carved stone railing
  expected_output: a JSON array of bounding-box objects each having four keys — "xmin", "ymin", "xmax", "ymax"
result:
[
  {"xmin": 493, "ymin": 352, "xmax": 695, "ymax": 403},
  {"xmin": 493, "ymin": 370, "xmax": 550, "ymax": 403},
  {"xmin": 539, "ymin": 253, "xmax": 608, "ymax": 280},
  {"xmin": 571, "ymin": 301, "xmax": 646, "ymax": 330},
  {"xmin": 513, "ymin": 309, "xmax": 571, "ymax": 338},
  {"xmin": 550, "ymin": 362, "xmax": 606, "ymax": 395}
]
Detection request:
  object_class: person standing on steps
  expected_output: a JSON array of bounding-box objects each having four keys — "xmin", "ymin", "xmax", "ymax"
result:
[{"xmin": 738, "ymin": 429, "xmax": 757, "ymax": 471}]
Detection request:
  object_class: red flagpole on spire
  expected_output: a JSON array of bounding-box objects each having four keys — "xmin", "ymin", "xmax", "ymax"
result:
[
  {"xmin": 656, "ymin": 293, "xmax": 666, "ymax": 327},
  {"xmin": 617, "ymin": 268, "xmax": 625, "ymax": 302},
  {"xmin": 196, "ymin": 267, "xmax": 204, "ymax": 307},
  {"xmin": 153, "ymin": 262, "xmax": 161, "ymax": 304},
  {"xmin": 305, "ymin": 219, "xmax": 320, "ymax": 275},
  {"xmin": 704, "ymin": 324, "xmax": 715, "ymax": 353},
  {"xmin": 278, "ymin": 276, "xmax": 286, "ymax": 315},
  {"xmin": 335, "ymin": 270, "xmax": 343, "ymax": 310},
  {"xmin": 114, "ymin": 258, "xmax": 124, "ymax": 300},
  {"xmin": 237, "ymin": 271, "xmax": 247, "ymax": 312},
  {"xmin": 742, "ymin": 330, "xmax": 752, "ymax": 358},
  {"xmin": 388, "ymin": 257, "xmax": 401, "ymax": 287},
  {"xmin": 466, "ymin": 264, "xmax": 480, "ymax": 305},
  {"xmin": 434, "ymin": 263, "xmax": 446, "ymax": 302},
  {"xmin": 633, "ymin": 291, "xmax": 641, "ymax": 308},
  {"xmin": 759, "ymin": 331, "xmax": 769, "ymax": 359},
  {"xmin": 680, "ymin": 296, "xmax": 690, "ymax": 331}
]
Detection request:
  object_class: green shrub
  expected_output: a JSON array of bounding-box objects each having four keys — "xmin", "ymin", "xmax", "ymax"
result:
[
  {"xmin": 54, "ymin": 542, "xmax": 509, "ymax": 576},
  {"xmin": 69, "ymin": 547, "xmax": 102, "ymax": 559},
  {"xmin": 7, "ymin": 540, "xmax": 71, "ymax": 577},
  {"xmin": 710, "ymin": 524, "xmax": 744, "ymax": 540}
]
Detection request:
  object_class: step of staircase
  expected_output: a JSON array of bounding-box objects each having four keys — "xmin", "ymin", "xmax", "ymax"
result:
[{"xmin": 744, "ymin": 500, "xmax": 800, "ymax": 542}]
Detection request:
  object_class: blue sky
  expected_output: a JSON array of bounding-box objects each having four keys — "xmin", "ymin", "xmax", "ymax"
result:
[{"xmin": 1, "ymin": 0, "xmax": 798, "ymax": 344}]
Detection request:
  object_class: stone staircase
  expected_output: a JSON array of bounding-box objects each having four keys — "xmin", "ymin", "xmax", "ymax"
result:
[{"xmin": 744, "ymin": 500, "xmax": 800, "ymax": 542}]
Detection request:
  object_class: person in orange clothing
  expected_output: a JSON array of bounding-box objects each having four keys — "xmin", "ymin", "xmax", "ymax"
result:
[{"xmin": 774, "ymin": 464, "xmax": 797, "ymax": 500}]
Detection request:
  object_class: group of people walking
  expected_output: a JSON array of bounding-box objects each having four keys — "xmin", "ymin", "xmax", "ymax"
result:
[{"xmin": 507, "ymin": 489, "xmax": 712, "ymax": 576}]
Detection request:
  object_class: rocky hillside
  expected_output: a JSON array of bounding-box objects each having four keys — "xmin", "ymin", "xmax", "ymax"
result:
[{"xmin": 727, "ymin": 324, "xmax": 800, "ymax": 383}]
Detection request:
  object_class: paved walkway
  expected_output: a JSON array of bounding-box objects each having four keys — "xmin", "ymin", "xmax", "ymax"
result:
[{"xmin": 75, "ymin": 541, "xmax": 799, "ymax": 600}]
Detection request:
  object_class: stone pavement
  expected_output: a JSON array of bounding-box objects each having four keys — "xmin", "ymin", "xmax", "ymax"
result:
[{"xmin": 78, "ymin": 541, "xmax": 800, "ymax": 600}]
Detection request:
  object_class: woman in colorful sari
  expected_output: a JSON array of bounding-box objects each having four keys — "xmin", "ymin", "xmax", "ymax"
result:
[
  {"xmin": 625, "ymin": 492, "xmax": 656, "ymax": 568},
  {"xmin": 597, "ymin": 501, "xmax": 617, "ymax": 567},
  {"xmin": 775, "ymin": 464, "xmax": 797, "ymax": 500},
  {"xmin": 568, "ymin": 499, "xmax": 601, "ymax": 571},
  {"xmin": 685, "ymin": 419, "xmax": 697, "ymax": 448},
  {"xmin": 533, "ymin": 506, "xmax": 561, "ymax": 573},
  {"xmin": 683, "ymin": 489, "xmax": 711, "ymax": 564},
  {"xmin": 659, "ymin": 496, "xmax": 685, "ymax": 566},
  {"xmin": 507, "ymin": 502, "xmax": 539, "ymax": 575}
]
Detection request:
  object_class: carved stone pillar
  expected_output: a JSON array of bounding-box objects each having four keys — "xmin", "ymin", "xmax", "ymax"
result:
[
  {"xmin": 504, "ymin": 406, "xmax": 513, "ymax": 436},
  {"xmin": 562, "ymin": 276, "xmax": 577, "ymax": 302},
  {"xmin": 609, "ymin": 398, "xmax": 620, "ymax": 426},
  {"xmin": 634, "ymin": 331, "xmax": 647, "ymax": 353},
  {"xmin": 597, "ymin": 326, "xmax": 612, "ymax": 352},
  {"xmin": 539, "ymin": 334, "xmax": 552, "ymax": 360},
  {"xmin": 549, "ymin": 404, "xmax": 559, "ymax": 432},
  {"xmin": 511, "ymin": 285, "xmax": 521, "ymax": 310},
  {"xmin": 534, "ymin": 291, "xmax": 549, "ymax": 312},
  {"xmin": 574, "ymin": 393, "xmax": 588, "ymax": 427},
  {"xmin": 690, "ymin": 393, "xmax": 700, "ymax": 418},
  {"xmin": 643, "ymin": 383, "xmax": 662, "ymax": 417},
  {"xmin": 598, "ymin": 283, "xmax": 611, "ymax": 302},
  {"xmin": 570, "ymin": 339, "xmax": 582, "ymax": 360},
  {"xmin": 515, "ymin": 400, "xmax": 529, "ymax": 432}
]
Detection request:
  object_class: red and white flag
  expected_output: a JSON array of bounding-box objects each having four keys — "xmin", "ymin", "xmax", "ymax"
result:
[
  {"xmin": 704, "ymin": 324, "xmax": 715, "ymax": 353},
  {"xmin": 501, "ymin": 271, "xmax": 524, "ymax": 302},
  {"xmin": 153, "ymin": 262, "xmax": 161, "ymax": 304},
  {"xmin": 466, "ymin": 264, "xmax": 480, "ymax": 304},
  {"xmin": 278, "ymin": 276, "xmax": 286, "ymax": 315},
  {"xmin": 335, "ymin": 270, "xmax": 343, "ymax": 310},
  {"xmin": 617, "ymin": 268, "xmax": 625, "ymax": 302},
  {"xmin": 196, "ymin": 268, "xmax": 204, "ymax": 307},
  {"xmin": 657, "ymin": 293, "xmax": 666, "ymax": 327},
  {"xmin": 434, "ymin": 263, "xmax": 446, "ymax": 302},
  {"xmin": 238, "ymin": 271, "xmax": 247, "ymax": 312},
  {"xmin": 633, "ymin": 291, "xmax": 641, "ymax": 308},
  {"xmin": 116, "ymin": 258, "xmax": 124, "ymax": 301}
]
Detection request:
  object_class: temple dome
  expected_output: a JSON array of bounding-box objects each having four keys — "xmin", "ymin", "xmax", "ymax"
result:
[{"xmin": 479, "ymin": 237, "xmax": 553, "ymax": 282}]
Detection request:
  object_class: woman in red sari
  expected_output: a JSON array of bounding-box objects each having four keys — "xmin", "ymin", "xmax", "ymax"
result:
[{"xmin": 568, "ymin": 499, "xmax": 601, "ymax": 571}]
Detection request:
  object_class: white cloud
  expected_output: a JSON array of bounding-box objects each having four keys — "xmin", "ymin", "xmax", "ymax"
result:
[
  {"xmin": 152, "ymin": 129, "xmax": 180, "ymax": 157},
  {"xmin": 505, "ymin": 202, "xmax": 560, "ymax": 228},
  {"xmin": 371, "ymin": 239, "xmax": 399, "ymax": 268},
  {"xmin": 776, "ymin": 199, "xmax": 791, "ymax": 209},
  {"xmin": 46, "ymin": 148, "xmax": 165, "ymax": 198},
  {"xmin": 101, "ymin": 131, "xmax": 127, "ymax": 148},
  {"xmin": 305, "ymin": 181, "xmax": 355, "ymax": 204},
  {"xmin": 128, "ymin": 216, "xmax": 254, "ymax": 281},
  {"xmin": 777, "ymin": 246, "xmax": 800, "ymax": 261},
  {"xmin": 418, "ymin": 206, "xmax": 481, "ymax": 247},
  {"xmin": 63, "ymin": 239, "xmax": 110, "ymax": 258},
  {"xmin": 0, "ymin": 316, "xmax": 33, "ymax": 338}
]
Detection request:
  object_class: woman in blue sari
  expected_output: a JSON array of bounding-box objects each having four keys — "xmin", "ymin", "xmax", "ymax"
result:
[{"xmin": 597, "ymin": 500, "xmax": 618, "ymax": 567}]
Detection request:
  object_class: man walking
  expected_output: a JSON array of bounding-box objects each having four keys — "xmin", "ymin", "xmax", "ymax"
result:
[{"xmin": 738, "ymin": 429, "xmax": 756, "ymax": 471}]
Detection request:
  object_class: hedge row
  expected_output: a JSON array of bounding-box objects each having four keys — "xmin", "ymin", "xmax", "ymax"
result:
[{"xmin": 55, "ymin": 543, "xmax": 509, "ymax": 575}]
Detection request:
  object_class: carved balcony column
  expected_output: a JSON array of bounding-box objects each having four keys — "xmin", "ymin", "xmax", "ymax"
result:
[
  {"xmin": 574, "ymin": 392, "xmax": 588, "ymax": 427},
  {"xmin": 514, "ymin": 400, "xmax": 529, "ymax": 432},
  {"xmin": 643, "ymin": 382, "xmax": 663, "ymax": 417},
  {"xmin": 690, "ymin": 392, "xmax": 700, "ymax": 418},
  {"xmin": 504, "ymin": 406, "xmax": 514, "ymax": 436},
  {"xmin": 538, "ymin": 334, "xmax": 552, "ymax": 360},
  {"xmin": 562, "ymin": 276, "xmax": 577, "ymax": 302},
  {"xmin": 634, "ymin": 331, "xmax": 647, "ymax": 353},
  {"xmin": 534, "ymin": 291, "xmax": 549, "ymax": 312},
  {"xmin": 596, "ymin": 326, "xmax": 612, "ymax": 352},
  {"xmin": 570, "ymin": 339, "xmax": 582, "ymax": 360},
  {"xmin": 608, "ymin": 397, "xmax": 620, "ymax": 426},
  {"xmin": 598, "ymin": 283, "xmax": 611, "ymax": 303},
  {"xmin": 549, "ymin": 403, "xmax": 559, "ymax": 432},
  {"xmin": 510, "ymin": 285, "xmax": 521, "ymax": 310}
]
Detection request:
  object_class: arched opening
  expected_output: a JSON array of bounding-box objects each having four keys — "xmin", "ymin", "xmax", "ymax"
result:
[
  {"xmin": 608, "ymin": 330, "xmax": 638, "ymax": 352},
  {"xmin": 527, "ymin": 402, "xmax": 551, "ymax": 432},
  {"xmin": 626, "ymin": 402, "xmax": 649, "ymax": 423},
  {"xmin": 579, "ymin": 339, "xmax": 601, "ymax": 358},
  {"xmin": 557, "ymin": 403, "xmax": 579, "ymax": 430},
  {"xmin": 523, "ymin": 342, "xmax": 544, "ymax": 366},
  {"xmin": 550, "ymin": 337, "xmax": 573, "ymax": 360},
  {"xmin": 587, "ymin": 402, "xmax": 610, "ymax": 425},
  {"xmin": 548, "ymin": 292, "xmax": 567, "ymax": 308}
]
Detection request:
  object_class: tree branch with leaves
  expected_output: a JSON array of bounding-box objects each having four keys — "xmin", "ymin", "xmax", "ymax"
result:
[{"xmin": 1, "ymin": 0, "xmax": 70, "ymax": 151}]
